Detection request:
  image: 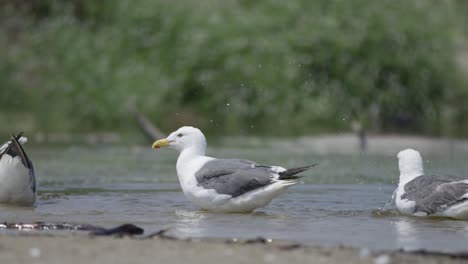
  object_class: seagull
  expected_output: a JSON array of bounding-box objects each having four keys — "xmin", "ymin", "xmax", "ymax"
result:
[
  {"xmin": 394, "ymin": 148, "xmax": 468, "ymax": 219},
  {"xmin": 0, "ymin": 132, "xmax": 36, "ymax": 205},
  {"xmin": 152, "ymin": 126, "xmax": 316, "ymax": 213}
]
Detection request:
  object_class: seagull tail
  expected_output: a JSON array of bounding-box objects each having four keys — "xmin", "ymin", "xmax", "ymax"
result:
[{"xmin": 279, "ymin": 164, "xmax": 318, "ymax": 180}]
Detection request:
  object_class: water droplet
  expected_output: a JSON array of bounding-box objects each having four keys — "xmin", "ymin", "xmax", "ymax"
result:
[
  {"xmin": 29, "ymin": 247, "xmax": 41, "ymax": 258},
  {"xmin": 263, "ymin": 253, "xmax": 276, "ymax": 263},
  {"xmin": 226, "ymin": 103, "xmax": 230, "ymax": 107},
  {"xmin": 224, "ymin": 248, "xmax": 234, "ymax": 256},
  {"xmin": 359, "ymin": 248, "xmax": 371, "ymax": 258},
  {"xmin": 374, "ymin": 254, "xmax": 390, "ymax": 264}
]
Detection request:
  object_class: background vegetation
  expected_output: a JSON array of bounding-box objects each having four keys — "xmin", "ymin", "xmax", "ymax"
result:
[{"xmin": 1, "ymin": 0, "xmax": 467, "ymax": 139}]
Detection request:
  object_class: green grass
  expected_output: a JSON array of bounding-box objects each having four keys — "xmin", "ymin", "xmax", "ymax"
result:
[{"xmin": 1, "ymin": 0, "xmax": 467, "ymax": 137}]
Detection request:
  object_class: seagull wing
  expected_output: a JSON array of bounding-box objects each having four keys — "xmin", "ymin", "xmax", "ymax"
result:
[
  {"xmin": 412, "ymin": 178, "xmax": 468, "ymax": 214},
  {"xmin": 195, "ymin": 159, "xmax": 277, "ymax": 197}
]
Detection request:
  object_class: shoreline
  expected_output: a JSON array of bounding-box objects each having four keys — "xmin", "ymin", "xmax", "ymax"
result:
[
  {"xmin": 0, "ymin": 232, "xmax": 467, "ymax": 264},
  {"xmin": 25, "ymin": 133, "xmax": 468, "ymax": 156},
  {"xmin": 225, "ymin": 133, "xmax": 468, "ymax": 155}
]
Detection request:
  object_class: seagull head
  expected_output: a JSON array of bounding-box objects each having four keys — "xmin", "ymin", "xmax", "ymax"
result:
[
  {"xmin": 397, "ymin": 148, "xmax": 424, "ymax": 183},
  {"xmin": 152, "ymin": 126, "xmax": 207, "ymax": 153}
]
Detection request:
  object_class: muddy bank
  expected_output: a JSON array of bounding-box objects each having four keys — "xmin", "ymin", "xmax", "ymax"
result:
[{"xmin": 0, "ymin": 233, "xmax": 467, "ymax": 264}]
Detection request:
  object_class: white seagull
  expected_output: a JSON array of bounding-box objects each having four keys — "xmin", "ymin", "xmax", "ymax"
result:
[
  {"xmin": 0, "ymin": 132, "xmax": 36, "ymax": 205},
  {"xmin": 395, "ymin": 148, "xmax": 468, "ymax": 219},
  {"xmin": 152, "ymin": 126, "xmax": 316, "ymax": 213}
]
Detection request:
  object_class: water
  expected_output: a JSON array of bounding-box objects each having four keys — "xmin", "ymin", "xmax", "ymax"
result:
[{"xmin": 2, "ymin": 142, "xmax": 468, "ymax": 252}]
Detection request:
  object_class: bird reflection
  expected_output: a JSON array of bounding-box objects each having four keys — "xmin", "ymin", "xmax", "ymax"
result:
[
  {"xmin": 174, "ymin": 209, "xmax": 207, "ymax": 237},
  {"xmin": 394, "ymin": 218, "xmax": 421, "ymax": 250}
]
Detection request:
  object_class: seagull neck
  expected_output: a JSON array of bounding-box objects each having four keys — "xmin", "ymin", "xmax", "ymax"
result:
[
  {"xmin": 399, "ymin": 172, "xmax": 422, "ymax": 187},
  {"xmin": 178, "ymin": 146, "xmax": 206, "ymax": 161}
]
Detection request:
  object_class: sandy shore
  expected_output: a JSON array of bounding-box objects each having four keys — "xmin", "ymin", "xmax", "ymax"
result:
[{"xmin": 0, "ymin": 234, "xmax": 467, "ymax": 264}]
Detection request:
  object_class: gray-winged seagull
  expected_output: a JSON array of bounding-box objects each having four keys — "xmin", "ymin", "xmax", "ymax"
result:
[
  {"xmin": 152, "ymin": 126, "xmax": 316, "ymax": 213},
  {"xmin": 0, "ymin": 132, "xmax": 36, "ymax": 205},
  {"xmin": 395, "ymin": 148, "xmax": 468, "ymax": 219}
]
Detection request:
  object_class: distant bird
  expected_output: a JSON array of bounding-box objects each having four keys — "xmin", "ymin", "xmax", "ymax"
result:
[
  {"xmin": 394, "ymin": 148, "xmax": 468, "ymax": 219},
  {"xmin": 152, "ymin": 126, "xmax": 316, "ymax": 213},
  {"xmin": 0, "ymin": 133, "xmax": 36, "ymax": 205}
]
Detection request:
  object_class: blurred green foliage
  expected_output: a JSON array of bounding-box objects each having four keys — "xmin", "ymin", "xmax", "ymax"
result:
[{"xmin": 0, "ymin": 0, "xmax": 467, "ymax": 137}]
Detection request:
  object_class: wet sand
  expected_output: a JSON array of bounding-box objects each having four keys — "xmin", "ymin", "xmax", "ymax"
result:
[{"xmin": 0, "ymin": 234, "xmax": 467, "ymax": 264}]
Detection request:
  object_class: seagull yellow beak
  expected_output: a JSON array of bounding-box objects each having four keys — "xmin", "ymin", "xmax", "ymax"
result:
[{"xmin": 152, "ymin": 139, "xmax": 171, "ymax": 149}]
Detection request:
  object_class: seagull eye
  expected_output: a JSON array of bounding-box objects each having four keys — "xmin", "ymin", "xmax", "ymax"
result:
[{"xmin": 177, "ymin": 133, "xmax": 183, "ymax": 138}]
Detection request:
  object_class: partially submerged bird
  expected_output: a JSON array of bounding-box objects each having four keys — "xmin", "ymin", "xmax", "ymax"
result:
[
  {"xmin": 394, "ymin": 148, "xmax": 468, "ymax": 219},
  {"xmin": 0, "ymin": 132, "xmax": 36, "ymax": 205},
  {"xmin": 152, "ymin": 126, "xmax": 316, "ymax": 213}
]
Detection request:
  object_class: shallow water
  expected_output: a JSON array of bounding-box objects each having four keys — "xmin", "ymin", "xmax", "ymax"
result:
[{"xmin": 2, "ymin": 143, "xmax": 468, "ymax": 252}]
